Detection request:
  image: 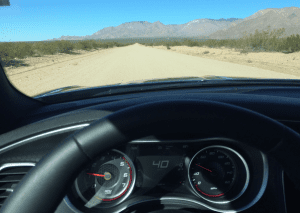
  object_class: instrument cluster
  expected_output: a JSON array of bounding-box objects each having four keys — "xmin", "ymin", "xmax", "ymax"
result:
[{"xmin": 65, "ymin": 139, "xmax": 263, "ymax": 213}]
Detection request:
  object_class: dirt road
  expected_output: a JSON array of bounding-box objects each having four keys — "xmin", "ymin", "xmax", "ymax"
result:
[{"xmin": 5, "ymin": 43, "xmax": 300, "ymax": 97}]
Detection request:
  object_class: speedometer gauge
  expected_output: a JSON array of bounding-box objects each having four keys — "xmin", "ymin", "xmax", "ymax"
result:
[
  {"xmin": 75, "ymin": 149, "xmax": 136, "ymax": 208},
  {"xmin": 188, "ymin": 145, "xmax": 249, "ymax": 203}
]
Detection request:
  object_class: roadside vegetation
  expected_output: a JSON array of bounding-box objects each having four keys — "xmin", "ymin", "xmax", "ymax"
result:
[
  {"xmin": 0, "ymin": 40, "xmax": 133, "ymax": 68},
  {"xmin": 141, "ymin": 26, "xmax": 300, "ymax": 54},
  {"xmin": 1, "ymin": 26, "xmax": 299, "ymax": 69}
]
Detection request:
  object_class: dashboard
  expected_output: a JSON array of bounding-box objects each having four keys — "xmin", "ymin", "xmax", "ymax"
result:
[
  {"xmin": 64, "ymin": 137, "xmax": 267, "ymax": 213},
  {"xmin": 2, "ymin": 84, "xmax": 300, "ymax": 213}
]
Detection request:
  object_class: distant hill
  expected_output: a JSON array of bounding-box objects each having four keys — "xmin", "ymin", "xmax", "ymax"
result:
[
  {"xmin": 45, "ymin": 6, "xmax": 300, "ymax": 41},
  {"xmin": 209, "ymin": 7, "xmax": 300, "ymax": 39}
]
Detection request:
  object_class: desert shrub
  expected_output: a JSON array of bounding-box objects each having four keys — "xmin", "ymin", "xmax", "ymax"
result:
[
  {"xmin": 20, "ymin": 43, "xmax": 31, "ymax": 58},
  {"xmin": 0, "ymin": 42, "xmax": 15, "ymax": 62},
  {"xmin": 107, "ymin": 42, "xmax": 115, "ymax": 48},
  {"xmin": 0, "ymin": 39, "xmax": 130, "ymax": 68},
  {"xmin": 89, "ymin": 40, "xmax": 100, "ymax": 49},
  {"xmin": 31, "ymin": 42, "xmax": 51, "ymax": 56},
  {"xmin": 0, "ymin": 42, "xmax": 33, "ymax": 67},
  {"xmin": 239, "ymin": 26, "xmax": 289, "ymax": 52},
  {"xmin": 284, "ymin": 34, "xmax": 300, "ymax": 53},
  {"xmin": 182, "ymin": 39, "xmax": 198, "ymax": 47},
  {"xmin": 99, "ymin": 43, "xmax": 109, "ymax": 48},
  {"xmin": 78, "ymin": 40, "xmax": 94, "ymax": 50},
  {"xmin": 111, "ymin": 41, "xmax": 120, "ymax": 47},
  {"xmin": 14, "ymin": 42, "xmax": 34, "ymax": 58},
  {"xmin": 41, "ymin": 42, "xmax": 60, "ymax": 55},
  {"xmin": 0, "ymin": 42, "xmax": 34, "ymax": 61},
  {"xmin": 55, "ymin": 40, "xmax": 74, "ymax": 53},
  {"xmin": 169, "ymin": 41, "xmax": 181, "ymax": 46},
  {"xmin": 202, "ymin": 39, "xmax": 233, "ymax": 48},
  {"xmin": 240, "ymin": 49, "xmax": 249, "ymax": 54},
  {"xmin": 73, "ymin": 42, "xmax": 84, "ymax": 50}
]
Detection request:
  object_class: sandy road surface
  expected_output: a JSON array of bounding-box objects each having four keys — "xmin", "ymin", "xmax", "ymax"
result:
[
  {"xmin": 5, "ymin": 43, "xmax": 300, "ymax": 97},
  {"xmin": 152, "ymin": 45, "xmax": 300, "ymax": 76}
]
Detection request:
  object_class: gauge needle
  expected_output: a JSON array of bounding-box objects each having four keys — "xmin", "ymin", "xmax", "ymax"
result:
[
  {"xmin": 195, "ymin": 164, "xmax": 212, "ymax": 173},
  {"xmin": 85, "ymin": 173, "xmax": 111, "ymax": 208},
  {"xmin": 86, "ymin": 173, "xmax": 105, "ymax": 177}
]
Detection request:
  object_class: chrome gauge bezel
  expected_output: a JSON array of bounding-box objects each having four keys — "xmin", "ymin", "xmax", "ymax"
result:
[
  {"xmin": 188, "ymin": 145, "xmax": 250, "ymax": 204},
  {"xmin": 74, "ymin": 149, "xmax": 136, "ymax": 209}
]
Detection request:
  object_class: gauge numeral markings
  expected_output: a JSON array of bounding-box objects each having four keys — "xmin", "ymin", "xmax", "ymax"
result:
[
  {"xmin": 189, "ymin": 147, "xmax": 238, "ymax": 198},
  {"xmin": 104, "ymin": 190, "xmax": 112, "ymax": 194}
]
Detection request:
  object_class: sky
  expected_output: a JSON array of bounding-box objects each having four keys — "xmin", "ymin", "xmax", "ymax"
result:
[{"xmin": 0, "ymin": 0, "xmax": 299, "ymax": 42}]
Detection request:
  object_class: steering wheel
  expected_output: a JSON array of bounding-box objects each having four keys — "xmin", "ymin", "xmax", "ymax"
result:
[{"xmin": 1, "ymin": 100, "xmax": 300, "ymax": 213}]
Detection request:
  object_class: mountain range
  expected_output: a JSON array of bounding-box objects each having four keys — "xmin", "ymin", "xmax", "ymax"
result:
[{"xmin": 46, "ymin": 7, "xmax": 300, "ymax": 41}]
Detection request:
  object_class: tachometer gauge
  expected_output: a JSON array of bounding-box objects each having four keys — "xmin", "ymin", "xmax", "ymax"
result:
[
  {"xmin": 188, "ymin": 145, "xmax": 249, "ymax": 203},
  {"xmin": 75, "ymin": 149, "xmax": 136, "ymax": 208}
]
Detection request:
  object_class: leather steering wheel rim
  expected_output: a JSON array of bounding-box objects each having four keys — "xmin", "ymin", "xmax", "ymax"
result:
[{"xmin": 1, "ymin": 100, "xmax": 300, "ymax": 213}]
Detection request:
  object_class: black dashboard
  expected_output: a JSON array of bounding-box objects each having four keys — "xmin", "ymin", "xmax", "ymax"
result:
[{"xmin": 1, "ymin": 85, "xmax": 300, "ymax": 213}]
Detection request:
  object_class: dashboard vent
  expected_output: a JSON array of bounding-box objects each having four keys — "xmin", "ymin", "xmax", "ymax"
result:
[{"xmin": 0, "ymin": 163, "xmax": 35, "ymax": 208}]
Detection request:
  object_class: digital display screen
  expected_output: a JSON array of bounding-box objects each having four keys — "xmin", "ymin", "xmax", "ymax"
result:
[
  {"xmin": 137, "ymin": 156, "xmax": 183, "ymax": 187},
  {"xmin": 134, "ymin": 144, "xmax": 187, "ymax": 189}
]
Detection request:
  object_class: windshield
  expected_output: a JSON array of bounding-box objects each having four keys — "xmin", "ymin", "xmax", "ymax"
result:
[{"xmin": 0, "ymin": 1, "xmax": 300, "ymax": 98}]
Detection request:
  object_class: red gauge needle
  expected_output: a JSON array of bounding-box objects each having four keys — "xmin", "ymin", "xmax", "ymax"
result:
[
  {"xmin": 195, "ymin": 164, "xmax": 213, "ymax": 173},
  {"xmin": 86, "ymin": 173, "xmax": 105, "ymax": 177}
]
